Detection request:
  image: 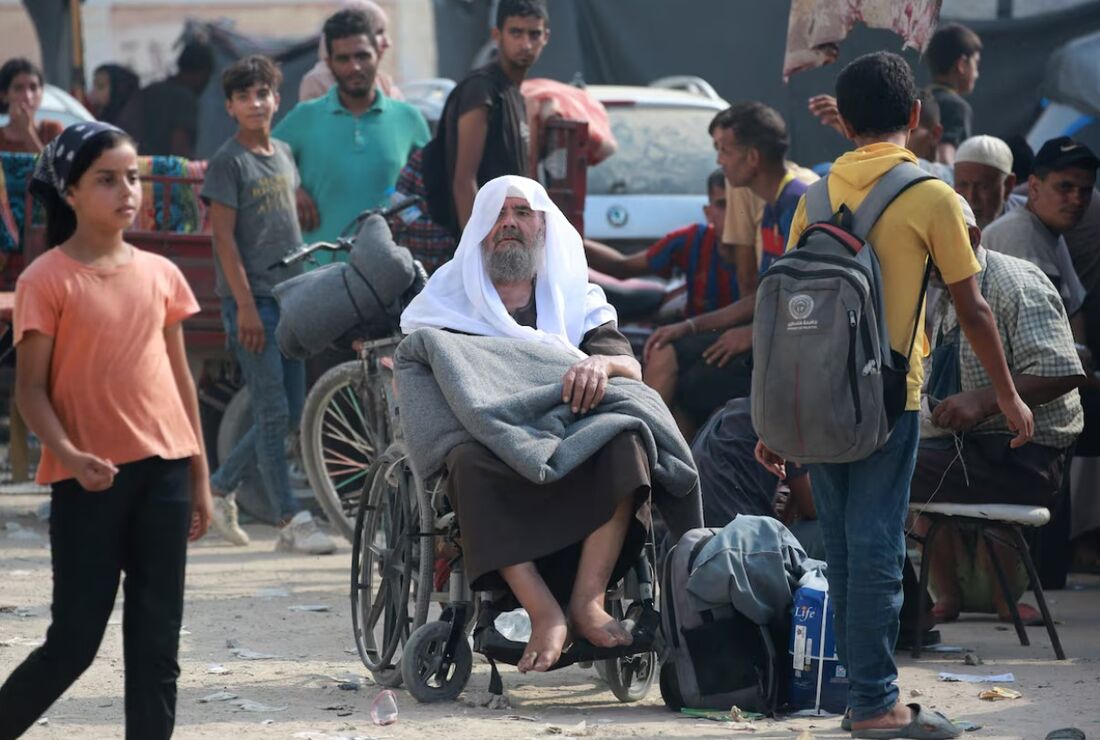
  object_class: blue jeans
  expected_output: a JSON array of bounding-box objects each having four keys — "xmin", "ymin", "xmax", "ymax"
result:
[
  {"xmin": 211, "ymin": 297, "xmax": 305, "ymax": 522},
  {"xmin": 807, "ymin": 411, "xmax": 919, "ymax": 722}
]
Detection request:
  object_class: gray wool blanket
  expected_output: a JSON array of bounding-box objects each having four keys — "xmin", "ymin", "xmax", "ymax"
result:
[{"xmin": 394, "ymin": 328, "xmax": 699, "ymax": 498}]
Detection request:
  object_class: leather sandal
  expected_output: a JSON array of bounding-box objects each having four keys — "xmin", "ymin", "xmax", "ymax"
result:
[{"xmin": 851, "ymin": 704, "xmax": 962, "ymax": 739}]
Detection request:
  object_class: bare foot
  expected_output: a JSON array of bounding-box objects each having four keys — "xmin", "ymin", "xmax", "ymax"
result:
[
  {"xmin": 999, "ymin": 602, "xmax": 1044, "ymax": 626},
  {"xmin": 518, "ymin": 604, "xmax": 568, "ymax": 673},
  {"xmin": 569, "ymin": 599, "xmax": 632, "ymax": 648},
  {"xmin": 932, "ymin": 600, "xmax": 960, "ymax": 623},
  {"xmin": 852, "ymin": 703, "xmax": 914, "ymax": 731}
]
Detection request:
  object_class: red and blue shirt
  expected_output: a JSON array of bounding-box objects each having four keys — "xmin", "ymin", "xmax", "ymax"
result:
[
  {"xmin": 645, "ymin": 223, "xmax": 739, "ymax": 317},
  {"xmin": 759, "ymin": 173, "xmax": 812, "ymax": 275}
]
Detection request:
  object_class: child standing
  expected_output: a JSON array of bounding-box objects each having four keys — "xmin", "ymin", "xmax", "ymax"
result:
[
  {"xmin": 0, "ymin": 122, "xmax": 211, "ymax": 738},
  {"xmin": 202, "ymin": 55, "xmax": 335, "ymax": 554}
]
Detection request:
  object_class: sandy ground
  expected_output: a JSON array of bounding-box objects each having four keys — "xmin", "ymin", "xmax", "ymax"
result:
[{"xmin": 2, "ymin": 490, "xmax": 1099, "ymax": 740}]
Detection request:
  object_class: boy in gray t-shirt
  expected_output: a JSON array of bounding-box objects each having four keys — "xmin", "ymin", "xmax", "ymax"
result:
[{"xmin": 200, "ymin": 55, "xmax": 336, "ymax": 555}]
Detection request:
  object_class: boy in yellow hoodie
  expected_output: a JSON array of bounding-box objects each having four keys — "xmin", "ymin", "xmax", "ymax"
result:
[{"xmin": 755, "ymin": 52, "xmax": 1033, "ymax": 739}]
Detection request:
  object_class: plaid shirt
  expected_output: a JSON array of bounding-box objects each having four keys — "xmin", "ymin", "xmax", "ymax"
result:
[{"xmin": 930, "ymin": 247, "xmax": 1084, "ymax": 449}]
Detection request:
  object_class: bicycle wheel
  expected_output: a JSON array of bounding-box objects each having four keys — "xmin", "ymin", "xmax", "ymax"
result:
[
  {"xmin": 301, "ymin": 360, "xmax": 380, "ymax": 541},
  {"xmin": 350, "ymin": 456, "xmax": 414, "ymax": 686}
]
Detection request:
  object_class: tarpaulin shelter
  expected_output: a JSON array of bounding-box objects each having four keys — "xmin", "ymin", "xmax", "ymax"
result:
[{"xmin": 434, "ymin": 0, "xmax": 1100, "ymax": 166}]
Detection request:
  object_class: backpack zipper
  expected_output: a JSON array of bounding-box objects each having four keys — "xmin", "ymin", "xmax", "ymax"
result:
[
  {"xmin": 765, "ymin": 266, "xmax": 869, "ymax": 303},
  {"xmin": 777, "ymin": 250, "xmax": 873, "ymax": 286},
  {"xmin": 847, "ymin": 309, "xmax": 862, "ymax": 424}
]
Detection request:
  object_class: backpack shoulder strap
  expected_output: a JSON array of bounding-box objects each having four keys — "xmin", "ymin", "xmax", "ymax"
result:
[
  {"xmin": 851, "ymin": 162, "xmax": 934, "ymax": 241},
  {"xmin": 804, "ymin": 176, "xmax": 833, "ymax": 223}
]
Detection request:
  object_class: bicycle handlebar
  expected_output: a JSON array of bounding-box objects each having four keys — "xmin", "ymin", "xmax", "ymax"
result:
[{"xmin": 270, "ymin": 195, "xmax": 421, "ymax": 269}]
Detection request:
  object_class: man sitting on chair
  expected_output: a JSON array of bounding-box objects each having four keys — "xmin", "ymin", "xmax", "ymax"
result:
[
  {"xmin": 911, "ymin": 194, "xmax": 1085, "ymax": 624},
  {"xmin": 399, "ymin": 176, "xmax": 703, "ymax": 673}
]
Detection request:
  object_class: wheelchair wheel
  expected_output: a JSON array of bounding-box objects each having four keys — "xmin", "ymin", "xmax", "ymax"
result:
[
  {"xmin": 301, "ymin": 361, "xmax": 377, "ymax": 542},
  {"xmin": 600, "ymin": 649, "xmax": 657, "ymax": 703},
  {"xmin": 401, "ymin": 620, "xmax": 473, "ymax": 703},
  {"xmin": 350, "ymin": 457, "xmax": 415, "ymax": 686}
]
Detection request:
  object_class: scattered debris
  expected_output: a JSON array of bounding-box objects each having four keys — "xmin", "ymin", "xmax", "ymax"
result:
[
  {"xmin": 0, "ymin": 636, "xmax": 43, "ymax": 648},
  {"xmin": 496, "ymin": 714, "xmax": 539, "ymax": 722},
  {"xmin": 338, "ymin": 682, "xmax": 360, "ymax": 691},
  {"xmin": 197, "ymin": 691, "xmax": 238, "ymax": 703},
  {"xmin": 370, "ymin": 689, "xmax": 399, "ymax": 726},
  {"xmin": 7, "ymin": 570, "xmax": 31, "ymax": 578},
  {"xmin": 939, "ymin": 671, "xmax": 1016, "ymax": 683},
  {"xmin": 206, "ymin": 664, "xmax": 230, "ymax": 675},
  {"xmin": 289, "ymin": 604, "xmax": 331, "ymax": 613},
  {"xmin": 231, "ymin": 698, "xmax": 287, "ymax": 712},
  {"xmin": 35, "ymin": 718, "xmax": 48, "ymax": 727},
  {"xmin": 963, "ymin": 652, "xmax": 984, "ymax": 666},
  {"xmin": 179, "ymin": 626, "xmax": 192, "ymax": 636},
  {"xmin": 464, "ymin": 691, "xmax": 512, "ymax": 709},
  {"xmin": 226, "ymin": 638, "xmax": 240, "ymax": 649},
  {"xmin": 925, "ymin": 645, "xmax": 969, "ymax": 653},
  {"xmin": 953, "ymin": 720, "xmax": 983, "ymax": 731},
  {"xmin": 910, "ymin": 689, "xmax": 924, "ymax": 697},
  {"xmin": 679, "ymin": 707, "xmax": 764, "ymax": 723},
  {"xmin": 978, "ymin": 687, "xmax": 1022, "ymax": 701},
  {"xmin": 230, "ymin": 647, "xmax": 281, "ymax": 660},
  {"xmin": 545, "ymin": 721, "xmax": 587, "ymax": 736}
]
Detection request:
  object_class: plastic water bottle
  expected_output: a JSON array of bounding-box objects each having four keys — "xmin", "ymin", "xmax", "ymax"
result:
[
  {"xmin": 494, "ymin": 608, "xmax": 532, "ymax": 643},
  {"xmin": 370, "ymin": 689, "xmax": 399, "ymax": 725}
]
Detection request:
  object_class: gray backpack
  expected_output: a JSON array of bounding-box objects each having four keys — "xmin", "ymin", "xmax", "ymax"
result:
[
  {"xmin": 750, "ymin": 163, "xmax": 933, "ymax": 464},
  {"xmin": 659, "ymin": 528, "xmax": 786, "ymax": 716}
]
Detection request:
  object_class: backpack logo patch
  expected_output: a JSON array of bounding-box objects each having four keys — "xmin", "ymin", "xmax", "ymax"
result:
[{"xmin": 788, "ymin": 294, "xmax": 815, "ymax": 321}]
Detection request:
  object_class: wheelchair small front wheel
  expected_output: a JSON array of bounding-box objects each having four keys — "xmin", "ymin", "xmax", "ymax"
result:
[
  {"xmin": 600, "ymin": 649, "xmax": 658, "ymax": 703},
  {"xmin": 401, "ymin": 621, "xmax": 472, "ymax": 703}
]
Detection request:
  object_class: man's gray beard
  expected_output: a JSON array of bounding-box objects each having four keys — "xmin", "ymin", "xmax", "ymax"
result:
[{"xmin": 484, "ymin": 238, "xmax": 545, "ymax": 283}]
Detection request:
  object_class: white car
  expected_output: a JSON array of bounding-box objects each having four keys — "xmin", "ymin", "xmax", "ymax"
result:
[
  {"xmin": 584, "ymin": 80, "xmax": 729, "ymax": 252},
  {"xmin": 0, "ymin": 84, "xmax": 95, "ymax": 128}
]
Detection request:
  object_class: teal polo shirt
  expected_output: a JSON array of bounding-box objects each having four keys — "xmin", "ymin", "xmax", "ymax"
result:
[{"xmin": 274, "ymin": 86, "xmax": 430, "ymax": 264}]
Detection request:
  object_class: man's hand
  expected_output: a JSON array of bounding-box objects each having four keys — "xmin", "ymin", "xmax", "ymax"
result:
[
  {"xmin": 63, "ymin": 450, "xmax": 118, "ymax": 492},
  {"xmin": 808, "ymin": 95, "xmax": 847, "ymax": 139},
  {"xmin": 701, "ymin": 327, "xmax": 751, "ymax": 367},
  {"xmin": 562, "ymin": 355, "xmax": 611, "ymax": 414},
  {"xmin": 295, "ymin": 187, "xmax": 320, "ymax": 233},
  {"xmin": 754, "ymin": 440, "xmax": 786, "ymax": 480},
  {"xmin": 237, "ymin": 301, "xmax": 266, "ymax": 354},
  {"xmin": 189, "ymin": 477, "xmax": 213, "ymax": 542},
  {"xmin": 643, "ymin": 322, "xmax": 691, "ymax": 364},
  {"xmin": 930, "ymin": 391, "xmax": 988, "ymax": 432},
  {"xmin": 998, "ymin": 392, "xmax": 1035, "ymax": 448}
]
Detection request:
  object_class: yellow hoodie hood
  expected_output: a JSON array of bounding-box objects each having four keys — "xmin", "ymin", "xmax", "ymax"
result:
[{"xmin": 828, "ymin": 142, "xmax": 917, "ymax": 194}]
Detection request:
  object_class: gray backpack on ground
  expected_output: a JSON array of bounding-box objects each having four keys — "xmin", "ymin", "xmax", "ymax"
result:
[
  {"xmin": 750, "ymin": 163, "xmax": 933, "ymax": 464},
  {"xmin": 659, "ymin": 527, "xmax": 787, "ymax": 716}
]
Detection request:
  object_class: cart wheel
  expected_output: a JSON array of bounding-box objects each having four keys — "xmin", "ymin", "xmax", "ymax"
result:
[{"xmin": 401, "ymin": 621, "xmax": 472, "ymax": 703}]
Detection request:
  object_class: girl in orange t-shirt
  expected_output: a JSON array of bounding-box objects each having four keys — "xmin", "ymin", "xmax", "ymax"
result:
[{"xmin": 0, "ymin": 122, "xmax": 212, "ymax": 738}]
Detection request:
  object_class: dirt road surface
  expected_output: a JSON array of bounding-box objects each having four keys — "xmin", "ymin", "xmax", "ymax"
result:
[{"xmin": 2, "ymin": 491, "xmax": 1098, "ymax": 740}]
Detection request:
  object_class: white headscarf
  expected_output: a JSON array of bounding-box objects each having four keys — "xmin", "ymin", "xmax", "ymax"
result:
[{"xmin": 400, "ymin": 176, "xmax": 617, "ymax": 357}]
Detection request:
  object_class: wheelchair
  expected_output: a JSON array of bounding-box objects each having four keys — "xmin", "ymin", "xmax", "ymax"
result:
[{"xmin": 348, "ymin": 357, "xmax": 661, "ymax": 704}]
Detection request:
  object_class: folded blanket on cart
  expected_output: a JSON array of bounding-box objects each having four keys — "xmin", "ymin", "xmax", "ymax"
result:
[
  {"xmin": 275, "ymin": 215, "xmax": 418, "ymax": 358},
  {"xmin": 394, "ymin": 327, "xmax": 699, "ymax": 497}
]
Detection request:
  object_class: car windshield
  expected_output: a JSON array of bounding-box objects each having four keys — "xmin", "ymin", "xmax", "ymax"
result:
[{"xmin": 587, "ymin": 106, "xmax": 719, "ymax": 196}]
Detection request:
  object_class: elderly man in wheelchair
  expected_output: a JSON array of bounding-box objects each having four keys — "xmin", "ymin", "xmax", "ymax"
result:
[{"xmin": 395, "ymin": 176, "xmax": 703, "ymax": 682}]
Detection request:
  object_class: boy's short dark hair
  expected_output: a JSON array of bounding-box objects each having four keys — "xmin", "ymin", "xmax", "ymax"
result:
[
  {"xmin": 836, "ymin": 52, "xmax": 917, "ymax": 137},
  {"xmin": 706, "ymin": 168, "xmax": 726, "ymax": 196},
  {"xmin": 926, "ymin": 23, "xmax": 982, "ymax": 77},
  {"xmin": 918, "ymin": 89, "xmax": 941, "ymax": 128},
  {"xmin": 222, "ymin": 55, "xmax": 282, "ymax": 99},
  {"xmin": 708, "ymin": 101, "xmax": 789, "ymax": 166},
  {"xmin": 323, "ymin": 8, "xmax": 377, "ymax": 57},
  {"xmin": 177, "ymin": 41, "xmax": 215, "ymax": 75},
  {"xmin": 496, "ymin": 0, "xmax": 549, "ymax": 30}
]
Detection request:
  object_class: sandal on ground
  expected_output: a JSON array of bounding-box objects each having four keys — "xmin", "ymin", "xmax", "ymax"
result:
[
  {"xmin": 1045, "ymin": 729, "xmax": 1085, "ymax": 740},
  {"xmin": 851, "ymin": 704, "xmax": 962, "ymax": 739}
]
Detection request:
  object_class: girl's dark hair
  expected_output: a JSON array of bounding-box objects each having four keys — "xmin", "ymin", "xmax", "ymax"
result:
[
  {"xmin": 93, "ymin": 63, "xmax": 140, "ymax": 125},
  {"xmin": 0, "ymin": 57, "xmax": 44, "ymax": 114},
  {"xmin": 33, "ymin": 130, "xmax": 136, "ymax": 247}
]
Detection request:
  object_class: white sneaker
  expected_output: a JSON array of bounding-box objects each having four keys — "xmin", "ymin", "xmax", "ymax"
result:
[
  {"xmin": 210, "ymin": 493, "xmax": 250, "ymax": 546},
  {"xmin": 276, "ymin": 511, "xmax": 337, "ymax": 555}
]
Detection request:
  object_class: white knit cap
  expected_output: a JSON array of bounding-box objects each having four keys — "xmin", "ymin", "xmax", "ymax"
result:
[
  {"xmin": 956, "ymin": 193, "xmax": 978, "ymax": 229},
  {"xmin": 955, "ymin": 135, "xmax": 1014, "ymax": 176}
]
